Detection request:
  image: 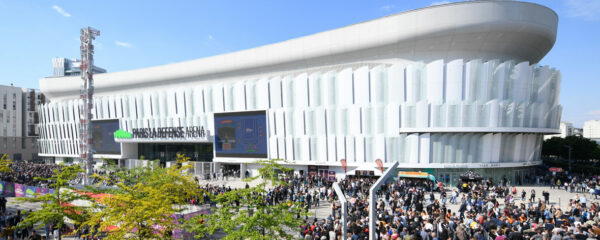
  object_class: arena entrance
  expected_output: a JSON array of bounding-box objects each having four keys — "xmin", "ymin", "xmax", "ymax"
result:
[
  {"xmin": 137, "ymin": 142, "xmax": 214, "ymax": 163},
  {"xmin": 218, "ymin": 163, "xmax": 241, "ymax": 178}
]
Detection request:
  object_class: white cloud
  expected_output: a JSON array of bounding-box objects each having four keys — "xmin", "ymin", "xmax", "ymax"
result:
[
  {"xmin": 565, "ymin": 0, "xmax": 600, "ymax": 21},
  {"xmin": 587, "ymin": 110, "xmax": 600, "ymax": 116},
  {"xmin": 380, "ymin": 5, "xmax": 395, "ymax": 12},
  {"xmin": 52, "ymin": 5, "xmax": 71, "ymax": 17},
  {"xmin": 430, "ymin": 1, "xmax": 451, "ymax": 6},
  {"xmin": 115, "ymin": 41, "xmax": 133, "ymax": 48},
  {"xmin": 207, "ymin": 35, "xmax": 214, "ymax": 40}
]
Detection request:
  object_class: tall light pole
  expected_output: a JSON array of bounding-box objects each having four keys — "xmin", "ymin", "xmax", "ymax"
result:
[
  {"xmin": 369, "ymin": 161, "xmax": 398, "ymax": 240},
  {"xmin": 333, "ymin": 183, "xmax": 348, "ymax": 240},
  {"xmin": 564, "ymin": 145, "xmax": 572, "ymax": 174},
  {"xmin": 79, "ymin": 27, "xmax": 100, "ymax": 185}
]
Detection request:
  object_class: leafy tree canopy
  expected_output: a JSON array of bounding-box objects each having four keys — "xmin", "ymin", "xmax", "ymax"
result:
[
  {"xmin": 81, "ymin": 154, "xmax": 204, "ymax": 240},
  {"xmin": 16, "ymin": 164, "xmax": 91, "ymax": 240},
  {"xmin": 186, "ymin": 159, "xmax": 309, "ymax": 240},
  {"xmin": 0, "ymin": 154, "xmax": 13, "ymax": 173},
  {"xmin": 542, "ymin": 136, "xmax": 600, "ymax": 160}
]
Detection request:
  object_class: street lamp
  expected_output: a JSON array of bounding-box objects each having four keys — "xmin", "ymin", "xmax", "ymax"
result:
[{"xmin": 564, "ymin": 145, "xmax": 572, "ymax": 174}]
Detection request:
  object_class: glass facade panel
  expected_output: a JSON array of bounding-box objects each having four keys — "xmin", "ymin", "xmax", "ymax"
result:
[{"xmin": 138, "ymin": 143, "xmax": 213, "ymax": 163}]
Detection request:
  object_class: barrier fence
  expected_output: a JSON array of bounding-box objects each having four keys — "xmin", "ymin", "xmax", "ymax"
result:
[{"xmin": 0, "ymin": 181, "xmax": 54, "ymax": 198}]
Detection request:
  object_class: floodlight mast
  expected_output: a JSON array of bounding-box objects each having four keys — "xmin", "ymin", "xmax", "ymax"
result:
[{"xmin": 79, "ymin": 27, "xmax": 99, "ymax": 185}]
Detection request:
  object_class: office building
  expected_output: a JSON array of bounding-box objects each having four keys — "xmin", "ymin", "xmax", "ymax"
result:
[
  {"xmin": 52, "ymin": 58, "xmax": 106, "ymax": 77},
  {"xmin": 544, "ymin": 122, "xmax": 574, "ymax": 140},
  {"xmin": 0, "ymin": 85, "xmax": 44, "ymax": 161},
  {"xmin": 583, "ymin": 120, "xmax": 600, "ymax": 143}
]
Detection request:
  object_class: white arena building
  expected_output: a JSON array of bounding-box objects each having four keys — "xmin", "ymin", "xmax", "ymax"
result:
[{"xmin": 38, "ymin": 1, "xmax": 561, "ymax": 186}]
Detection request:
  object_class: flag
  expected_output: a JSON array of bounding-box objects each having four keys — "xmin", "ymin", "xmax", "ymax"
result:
[
  {"xmin": 375, "ymin": 159, "xmax": 384, "ymax": 173},
  {"xmin": 340, "ymin": 159, "xmax": 347, "ymax": 172}
]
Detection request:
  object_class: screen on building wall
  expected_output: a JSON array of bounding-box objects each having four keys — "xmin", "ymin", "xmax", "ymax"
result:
[
  {"xmin": 214, "ymin": 110, "xmax": 268, "ymax": 158},
  {"xmin": 92, "ymin": 119, "xmax": 121, "ymax": 155}
]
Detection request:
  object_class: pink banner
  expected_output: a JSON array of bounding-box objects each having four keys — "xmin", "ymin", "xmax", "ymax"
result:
[{"xmin": 14, "ymin": 184, "xmax": 25, "ymax": 197}]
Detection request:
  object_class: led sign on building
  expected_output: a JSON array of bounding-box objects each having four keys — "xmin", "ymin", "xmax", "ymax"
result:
[
  {"xmin": 214, "ymin": 111, "xmax": 268, "ymax": 158},
  {"xmin": 91, "ymin": 119, "xmax": 121, "ymax": 154}
]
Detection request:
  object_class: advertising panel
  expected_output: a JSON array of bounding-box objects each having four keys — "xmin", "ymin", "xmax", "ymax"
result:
[
  {"xmin": 25, "ymin": 186, "xmax": 36, "ymax": 198},
  {"xmin": 36, "ymin": 187, "xmax": 50, "ymax": 196},
  {"xmin": 92, "ymin": 119, "xmax": 122, "ymax": 154},
  {"xmin": 14, "ymin": 184, "xmax": 25, "ymax": 197},
  {"xmin": 2, "ymin": 182, "xmax": 14, "ymax": 197},
  {"xmin": 214, "ymin": 111, "xmax": 268, "ymax": 158}
]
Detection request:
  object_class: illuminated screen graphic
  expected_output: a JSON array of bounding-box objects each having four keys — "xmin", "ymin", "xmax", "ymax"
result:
[
  {"xmin": 92, "ymin": 119, "xmax": 122, "ymax": 155},
  {"xmin": 214, "ymin": 111, "xmax": 268, "ymax": 158}
]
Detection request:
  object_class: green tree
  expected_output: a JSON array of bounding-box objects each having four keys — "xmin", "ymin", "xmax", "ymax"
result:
[
  {"xmin": 186, "ymin": 159, "xmax": 309, "ymax": 240},
  {"xmin": 542, "ymin": 136, "xmax": 600, "ymax": 160},
  {"xmin": 81, "ymin": 154, "xmax": 204, "ymax": 240},
  {"xmin": 16, "ymin": 165, "xmax": 90, "ymax": 240},
  {"xmin": 0, "ymin": 154, "xmax": 13, "ymax": 173}
]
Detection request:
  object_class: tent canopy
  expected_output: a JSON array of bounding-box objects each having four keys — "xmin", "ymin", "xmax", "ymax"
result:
[
  {"xmin": 347, "ymin": 165, "xmax": 382, "ymax": 176},
  {"xmin": 459, "ymin": 170, "xmax": 483, "ymax": 181},
  {"xmin": 397, "ymin": 171, "xmax": 436, "ymax": 181}
]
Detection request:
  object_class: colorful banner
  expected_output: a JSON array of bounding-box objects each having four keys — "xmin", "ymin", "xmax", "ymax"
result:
[
  {"xmin": 25, "ymin": 186, "xmax": 36, "ymax": 198},
  {"xmin": 0, "ymin": 182, "xmax": 52, "ymax": 198},
  {"xmin": 36, "ymin": 187, "xmax": 50, "ymax": 196},
  {"xmin": 172, "ymin": 208, "xmax": 212, "ymax": 239},
  {"xmin": 375, "ymin": 159, "xmax": 384, "ymax": 173},
  {"xmin": 397, "ymin": 171, "xmax": 436, "ymax": 181},
  {"xmin": 14, "ymin": 184, "xmax": 25, "ymax": 197},
  {"xmin": 328, "ymin": 171, "xmax": 336, "ymax": 181},
  {"xmin": 3, "ymin": 182, "xmax": 14, "ymax": 197},
  {"xmin": 549, "ymin": 167, "xmax": 563, "ymax": 172}
]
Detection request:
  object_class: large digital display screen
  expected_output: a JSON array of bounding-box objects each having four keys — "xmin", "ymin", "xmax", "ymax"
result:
[
  {"xmin": 214, "ymin": 110, "xmax": 268, "ymax": 158},
  {"xmin": 92, "ymin": 119, "xmax": 122, "ymax": 155}
]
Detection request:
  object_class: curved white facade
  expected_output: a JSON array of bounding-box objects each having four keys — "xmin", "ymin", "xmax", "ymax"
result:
[{"xmin": 38, "ymin": 1, "xmax": 561, "ymax": 180}]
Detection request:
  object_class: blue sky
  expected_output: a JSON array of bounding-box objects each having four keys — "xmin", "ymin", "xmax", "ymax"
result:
[{"xmin": 0, "ymin": 0, "xmax": 599, "ymax": 127}]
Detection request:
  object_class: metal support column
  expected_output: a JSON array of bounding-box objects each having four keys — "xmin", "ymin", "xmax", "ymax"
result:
[
  {"xmin": 369, "ymin": 161, "xmax": 398, "ymax": 240},
  {"xmin": 333, "ymin": 182, "xmax": 348, "ymax": 240}
]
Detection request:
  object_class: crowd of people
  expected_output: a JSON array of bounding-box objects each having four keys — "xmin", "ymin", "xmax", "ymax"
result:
[
  {"xmin": 191, "ymin": 174, "xmax": 334, "ymax": 210},
  {"xmin": 0, "ymin": 163, "xmax": 61, "ymax": 187},
  {"xmin": 550, "ymin": 174, "xmax": 600, "ymax": 198},
  {"xmin": 185, "ymin": 171, "xmax": 600, "ymax": 240},
  {"xmin": 298, "ymin": 175, "xmax": 600, "ymax": 240},
  {"xmin": 4, "ymin": 160, "xmax": 600, "ymax": 240}
]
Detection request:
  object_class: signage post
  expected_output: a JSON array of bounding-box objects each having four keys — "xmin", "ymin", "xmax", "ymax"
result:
[
  {"xmin": 333, "ymin": 183, "xmax": 348, "ymax": 240},
  {"xmin": 369, "ymin": 161, "xmax": 398, "ymax": 240}
]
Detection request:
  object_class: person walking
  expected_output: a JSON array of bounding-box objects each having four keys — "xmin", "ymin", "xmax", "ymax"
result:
[{"xmin": 543, "ymin": 190, "xmax": 550, "ymax": 204}]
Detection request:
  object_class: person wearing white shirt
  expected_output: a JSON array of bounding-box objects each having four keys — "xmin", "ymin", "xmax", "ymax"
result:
[{"xmin": 579, "ymin": 195, "xmax": 587, "ymax": 208}]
